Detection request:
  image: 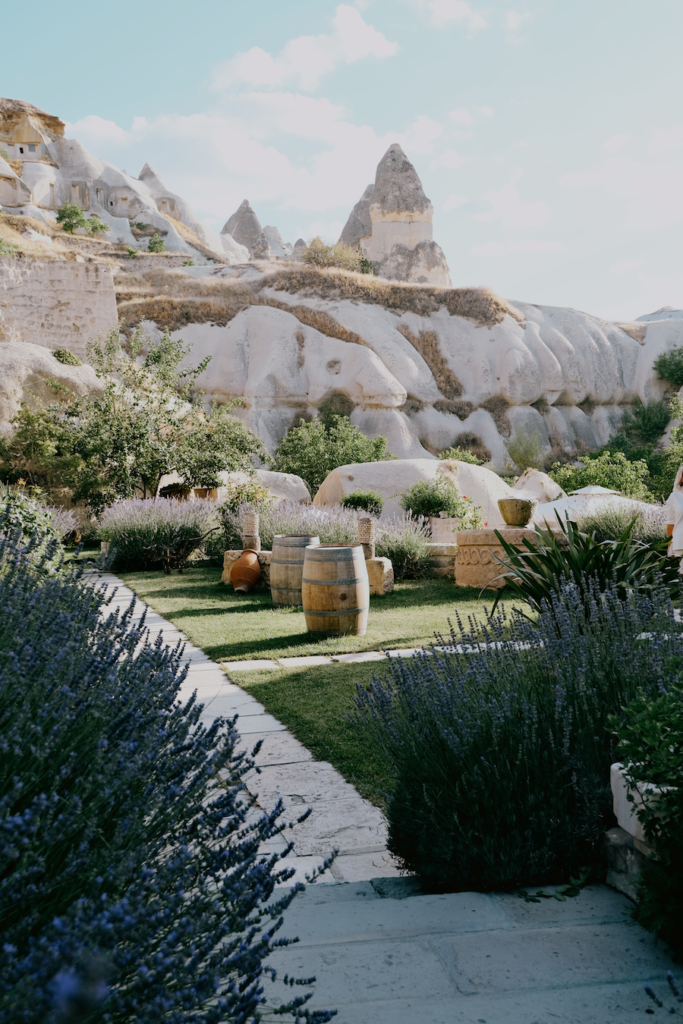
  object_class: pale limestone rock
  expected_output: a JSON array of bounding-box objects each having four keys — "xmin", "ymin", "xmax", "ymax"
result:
[
  {"xmin": 220, "ymin": 231, "xmax": 250, "ymax": 262},
  {"xmin": 314, "ymin": 459, "xmax": 516, "ymax": 523},
  {"xmin": 251, "ymin": 232, "xmax": 270, "ymax": 260},
  {"xmin": 0, "ymin": 259, "xmax": 118, "ymax": 359},
  {"xmin": 339, "ymin": 183, "xmax": 374, "ymax": 248},
  {"xmin": 217, "ymin": 469, "xmax": 311, "ymax": 504},
  {"xmin": 514, "ymin": 469, "xmax": 566, "ymax": 503},
  {"xmin": 0, "ymin": 153, "xmax": 31, "ymax": 206},
  {"xmin": 354, "ymin": 143, "xmax": 452, "ymax": 287},
  {"xmin": 222, "ymin": 200, "xmax": 264, "ymax": 257},
  {"xmin": 0, "ymin": 340, "xmax": 102, "ymax": 432},
  {"xmin": 263, "ymin": 225, "xmax": 292, "ymax": 257},
  {"xmin": 366, "ymin": 556, "xmax": 394, "ymax": 595}
]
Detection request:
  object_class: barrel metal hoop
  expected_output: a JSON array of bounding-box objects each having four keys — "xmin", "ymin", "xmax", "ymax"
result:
[
  {"xmin": 270, "ymin": 557, "xmax": 306, "ymax": 565},
  {"xmin": 303, "ymin": 607, "xmax": 367, "ymax": 617},
  {"xmin": 302, "ymin": 577, "xmax": 364, "ymax": 586},
  {"xmin": 304, "ymin": 553, "xmax": 359, "ymax": 561}
]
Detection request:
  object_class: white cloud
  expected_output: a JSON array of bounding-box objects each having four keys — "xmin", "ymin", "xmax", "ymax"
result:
[
  {"xmin": 64, "ymin": 96, "xmax": 445, "ymax": 234},
  {"xmin": 504, "ymin": 10, "xmax": 531, "ymax": 33},
  {"xmin": 475, "ymin": 175, "xmax": 551, "ymax": 229},
  {"xmin": 610, "ymin": 258, "xmax": 645, "ymax": 275},
  {"xmin": 449, "ymin": 108, "xmax": 474, "ymax": 125},
  {"xmin": 433, "ymin": 148, "xmax": 465, "ymax": 169},
  {"xmin": 473, "ymin": 239, "xmax": 562, "ymax": 257},
  {"xmin": 444, "ymin": 193, "xmax": 469, "ymax": 210},
  {"xmin": 210, "ymin": 5, "xmax": 397, "ymax": 92},
  {"xmin": 604, "ymin": 133, "xmax": 631, "ymax": 153},
  {"xmin": 422, "ymin": 0, "xmax": 487, "ymax": 30},
  {"xmin": 476, "ymin": 105, "xmax": 494, "ymax": 117},
  {"xmin": 561, "ymin": 127, "xmax": 683, "ymax": 231}
]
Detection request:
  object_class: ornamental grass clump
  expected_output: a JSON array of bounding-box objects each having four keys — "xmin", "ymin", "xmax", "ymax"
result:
[
  {"xmin": 0, "ymin": 530, "xmax": 334, "ymax": 1023},
  {"xmin": 354, "ymin": 577, "xmax": 681, "ymax": 892},
  {"xmin": 490, "ymin": 513, "xmax": 680, "ymax": 615},
  {"xmin": 375, "ymin": 513, "xmax": 432, "ymax": 580},
  {"xmin": 99, "ymin": 496, "xmax": 218, "ymax": 572}
]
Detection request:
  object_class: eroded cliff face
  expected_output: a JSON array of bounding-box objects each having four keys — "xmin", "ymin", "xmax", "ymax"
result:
[{"xmin": 122, "ymin": 263, "xmax": 680, "ymax": 471}]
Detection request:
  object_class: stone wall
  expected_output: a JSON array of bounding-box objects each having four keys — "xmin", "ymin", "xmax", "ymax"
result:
[{"xmin": 0, "ymin": 258, "xmax": 118, "ymax": 357}]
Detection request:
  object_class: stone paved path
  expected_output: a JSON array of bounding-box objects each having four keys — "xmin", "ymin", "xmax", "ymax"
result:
[{"xmin": 97, "ymin": 572, "xmax": 676, "ymax": 1023}]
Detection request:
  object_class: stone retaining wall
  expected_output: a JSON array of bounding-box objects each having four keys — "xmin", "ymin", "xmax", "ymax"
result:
[{"xmin": 0, "ymin": 257, "xmax": 118, "ymax": 357}]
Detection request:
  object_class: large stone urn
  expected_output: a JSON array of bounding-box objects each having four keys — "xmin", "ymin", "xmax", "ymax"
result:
[
  {"xmin": 497, "ymin": 497, "xmax": 537, "ymax": 528},
  {"xmin": 454, "ymin": 527, "xmax": 536, "ymax": 589}
]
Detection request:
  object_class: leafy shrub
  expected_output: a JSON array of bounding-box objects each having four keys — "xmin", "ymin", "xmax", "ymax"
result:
[
  {"xmin": 0, "ymin": 488, "xmax": 77, "ymax": 553},
  {"xmin": 549, "ymin": 450, "xmax": 653, "ymax": 501},
  {"xmin": 439, "ymin": 446, "xmax": 483, "ymax": 465},
  {"xmin": 619, "ymin": 399, "xmax": 670, "ymax": 446},
  {"xmin": 126, "ymin": 245, "xmax": 138, "ymax": 256},
  {"xmin": 357, "ymin": 245, "xmax": 376, "ymax": 275},
  {"xmin": 56, "ymin": 202, "xmax": 87, "ymax": 234},
  {"xmin": 354, "ymin": 578, "xmax": 680, "ymax": 891},
  {"xmin": 0, "ymin": 238, "xmax": 17, "ymax": 258},
  {"xmin": 216, "ymin": 499, "xmax": 359, "ymax": 555},
  {"xmin": 399, "ymin": 477, "xmax": 484, "ymax": 529},
  {"xmin": 506, "ymin": 428, "xmax": 546, "ymax": 471},
  {"xmin": 491, "ymin": 514, "xmax": 680, "ymax": 615},
  {"xmin": 0, "ymin": 529, "xmax": 332, "ymax": 1022},
  {"xmin": 576, "ymin": 503, "xmax": 667, "ymax": 545},
  {"xmin": 271, "ymin": 415, "xmax": 395, "ymax": 496},
  {"xmin": 53, "ymin": 347, "xmax": 83, "ymax": 366},
  {"xmin": 147, "ymin": 233, "xmax": 166, "ymax": 253},
  {"xmin": 612, "ymin": 683, "xmax": 683, "ymax": 958},
  {"xmin": 654, "ymin": 346, "xmax": 683, "ymax": 388},
  {"xmin": 301, "ymin": 236, "xmax": 362, "ymax": 271},
  {"xmin": 86, "ymin": 215, "xmax": 108, "ymax": 236},
  {"xmin": 341, "ymin": 489, "xmax": 384, "ymax": 516},
  {"xmin": 220, "ymin": 477, "xmax": 276, "ymax": 513},
  {"xmin": 375, "ymin": 514, "xmax": 431, "ymax": 580},
  {"xmin": 99, "ymin": 497, "xmax": 218, "ymax": 572}
]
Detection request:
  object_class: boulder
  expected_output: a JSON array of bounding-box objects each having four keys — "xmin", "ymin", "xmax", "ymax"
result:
[
  {"xmin": 221, "ymin": 200, "xmax": 264, "ymax": 257},
  {"xmin": 314, "ymin": 458, "xmax": 516, "ymax": 524},
  {"xmin": 0, "ymin": 340, "xmax": 102, "ymax": 432},
  {"xmin": 217, "ymin": 469, "xmax": 311, "ymax": 504},
  {"xmin": 514, "ymin": 468, "xmax": 566, "ymax": 503},
  {"xmin": 219, "ymin": 231, "xmax": 250, "ymax": 263}
]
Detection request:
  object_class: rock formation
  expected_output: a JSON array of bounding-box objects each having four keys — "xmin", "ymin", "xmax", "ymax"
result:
[
  {"xmin": 340, "ymin": 144, "xmax": 451, "ymax": 286},
  {"xmin": 339, "ymin": 183, "xmax": 374, "ymax": 248},
  {"xmin": 221, "ymin": 200, "xmax": 266, "ymax": 258},
  {"xmin": 0, "ymin": 97, "xmax": 236, "ymax": 262},
  {"xmin": 0, "ymin": 340, "xmax": 103, "ymax": 432},
  {"xmin": 263, "ymin": 225, "xmax": 292, "ymax": 257}
]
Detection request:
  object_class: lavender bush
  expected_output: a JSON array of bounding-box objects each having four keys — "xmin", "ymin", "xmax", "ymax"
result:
[
  {"xmin": 0, "ymin": 528, "xmax": 334, "ymax": 1023},
  {"xmin": 354, "ymin": 577, "xmax": 680, "ymax": 891},
  {"xmin": 576, "ymin": 503, "xmax": 667, "ymax": 546},
  {"xmin": 100, "ymin": 497, "xmax": 218, "ymax": 571},
  {"xmin": 210, "ymin": 501, "xmax": 432, "ymax": 580}
]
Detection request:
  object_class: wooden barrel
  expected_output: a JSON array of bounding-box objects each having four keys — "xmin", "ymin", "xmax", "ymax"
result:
[
  {"xmin": 270, "ymin": 535, "xmax": 320, "ymax": 606},
  {"xmin": 301, "ymin": 545, "xmax": 369, "ymax": 635}
]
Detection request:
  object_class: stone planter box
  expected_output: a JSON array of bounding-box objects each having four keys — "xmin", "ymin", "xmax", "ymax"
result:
[
  {"xmin": 610, "ymin": 762, "xmax": 671, "ymax": 857},
  {"xmin": 426, "ymin": 542, "xmax": 457, "ymax": 578},
  {"xmin": 454, "ymin": 527, "xmax": 536, "ymax": 589}
]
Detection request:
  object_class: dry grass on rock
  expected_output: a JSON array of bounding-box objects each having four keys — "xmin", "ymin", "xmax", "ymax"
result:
[
  {"xmin": 397, "ymin": 323, "xmax": 464, "ymax": 397},
  {"xmin": 252, "ymin": 265, "xmax": 525, "ymax": 325}
]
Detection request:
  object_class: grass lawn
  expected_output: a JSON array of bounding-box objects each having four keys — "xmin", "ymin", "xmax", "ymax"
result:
[
  {"xmin": 119, "ymin": 565, "xmax": 501, "ymax": 661},
  {"xmin": 235, "ymin": 661, "xmax": 391, "ymax": 806}
]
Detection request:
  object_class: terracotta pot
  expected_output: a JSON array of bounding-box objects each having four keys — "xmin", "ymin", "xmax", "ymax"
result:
[
  {"xmin": 497, "ymin": 497, "xmax": 537, "ymax": 527},
  {"xmin": 230, "ymin": 549, "xmax": 261, "ymax": 593}
]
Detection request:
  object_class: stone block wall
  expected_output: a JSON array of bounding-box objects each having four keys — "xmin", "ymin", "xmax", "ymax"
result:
[{"xmin": 0, "ymin": 258, "xmax": 118, "ymax": 358}]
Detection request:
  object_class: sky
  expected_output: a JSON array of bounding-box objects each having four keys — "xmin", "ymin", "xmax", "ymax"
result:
[{"xmin": 3, "ymin": 0, "xmax": 683, "ymax": 321}]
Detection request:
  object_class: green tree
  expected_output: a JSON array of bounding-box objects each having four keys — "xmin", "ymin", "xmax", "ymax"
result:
[
  {"xmin": 549, "ymin": 450, "xmax": 653, "ymax": 501},
  {"xmin": 86, "ymin": 214, "xmax": 109, "ymax": 235},
  {"xmin": 147, "ymin": 233, "xmax": 166, "ymax": 252},
  {"xmin": 56, "ymin": 202, "xmax": 87, "ymax": 233},
  {"xmin": 654, "ymin": 347, "xmax": 683, "ymax": 389},
  {"xmin": 0, "ymin": 327, "xmax": 267, "ymax": 515},
  {"xmin": 271, "ymin": 415, "xmax": 395, "ymax": 495}
]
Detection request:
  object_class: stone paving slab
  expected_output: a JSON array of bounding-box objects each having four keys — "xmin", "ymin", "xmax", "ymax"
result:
[
  {"xmin": 241, "ymin": 730, "xmax": 314, "ymax": 767},
  {"xmin": 333, "ymin": 650, "xmax": 388, "ymax": 663},
  {"xmin": 277, "ymin": 655, "xmax": 333, "ymax": 667},
  {"xmin": 330, "ymin": 850, "xmax": 404, "ymax": 882},
  {"xmin": 284, "ymin": 797, "xmax": 387, "ymax": 856},
  {"xmin": 245, "ymin": 761, "xmax": 360, "ymax": 809},
  {"xmin": 223, "ymin": 659, "xmax": 279, "ymax": 670}
]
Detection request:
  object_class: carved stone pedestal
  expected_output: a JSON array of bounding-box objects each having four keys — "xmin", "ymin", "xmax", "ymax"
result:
[{"xmin": 454, "ymin": 528, "xmax": 536, "ymax": 589}]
